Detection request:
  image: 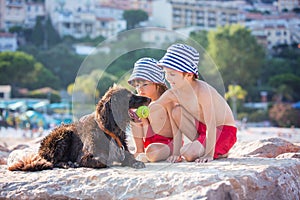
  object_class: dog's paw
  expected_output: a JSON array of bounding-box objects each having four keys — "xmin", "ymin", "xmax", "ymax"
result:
[{"xmin": 132, "ymin": 161, "xmax": 146, "ymax": 169}]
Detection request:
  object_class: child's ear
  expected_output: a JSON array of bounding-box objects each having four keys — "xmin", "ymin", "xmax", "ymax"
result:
[{"xmin": 185, "ymin": 73, "xmax": 194, "ymax": 79}]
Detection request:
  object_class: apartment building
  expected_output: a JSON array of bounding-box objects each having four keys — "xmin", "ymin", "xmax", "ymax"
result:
[
  {"xmin": 278, "ymin": 0, "xmax": 300, "ymax": 11},
  {"xmin": 0, "ymin": 32, "xmax": 17, "ymax": 51},
  {"xmin": 245, "ymin": 13, "xmax": 300, "ymax": 49},
  {"xmin": 0, "ymin": 0, "xmax": 26, "ymax": 31},
  {"xmin": 52, "ymin": 8, "xmax": 126, "ymax": 39},
  {"xmin": 25, "ymin": 2, "xmax": 45, "ymax": 28},
  {"xmin": 98, "ymin": 0, "xmax": 153, "ymax": 16},
  {"xmin": 168, "ymin": 0, "xmax": 247, "ymax": 30},
  {"xmin": 0, "ymin": 0, "xmax": 45, "ymax": 30}
]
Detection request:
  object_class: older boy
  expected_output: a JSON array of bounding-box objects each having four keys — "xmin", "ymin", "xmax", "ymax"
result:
[{"xmin": 149, "ymin": 43, "xmax": 237, "ymax": 163}]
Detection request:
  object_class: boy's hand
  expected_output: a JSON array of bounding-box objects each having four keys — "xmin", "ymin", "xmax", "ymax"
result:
[
  {"xmin": 195, "ymin": 156, "xmax": 213, "ymax": 163},
  {"xmin": 166, "ymin": 155, "xmax": 182, "ymax": 163}
]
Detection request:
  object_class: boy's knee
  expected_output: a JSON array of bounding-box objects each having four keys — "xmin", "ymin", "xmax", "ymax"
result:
[{"xmin": 146, "ymin": 144, "xmax": 170, "ymax": 162}]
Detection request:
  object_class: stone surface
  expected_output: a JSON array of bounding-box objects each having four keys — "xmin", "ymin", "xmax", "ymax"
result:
[
  {"xmin": 0, "ymin": 137, "xmax": 300, "ymax": 200},
  {"xmin": 228, "ymin": 137, "xmax": 300, "ymax": 158}
]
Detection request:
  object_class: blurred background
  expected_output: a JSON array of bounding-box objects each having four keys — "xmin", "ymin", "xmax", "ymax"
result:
[{"xmin": 0, "ymin": 0, "xmax": 299, "ymax": 137}]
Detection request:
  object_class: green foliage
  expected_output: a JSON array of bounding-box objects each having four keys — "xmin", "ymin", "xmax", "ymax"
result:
[
  {"xmin": 62, "ymin": 35, "xmax": 105, "ymax": 46},
  {"xmin": 70, "ymin": 69, "xmax": 118, "ymax": 100},
  {"xmin": 190, "ymin": 30, "xmax": 209, "ymax": 49},
  {"xmin": 225, "ymin": 84, "xmax": 247, "ymax": 119},
  {"xmin": 28, "ymin": 90, "xmax": 61, "ymax": 103},
  {"xmin": 225, "ymin": 84, "xmax": 247, "ymax": 100},
  {"xmin": 207, "ymin": 24, "xmax": 265, "ymax": 88},
  {"xmin": 0, "ymin": 51, "xmax": 36, "ymax": 86},
  {"xmin": 36, "ymin": 43, "xmax": 84, "ymax": 88},
  {"xmin": 0, "ymin": 51, "xmax": 59, "ymax": 97},
  {"xmin": 269, "ymin": 103, "xmax": 300, "ymax": 127},
  {"xmin": 25, "ymin": 16, "xmax": 61, "ymax": 48},
  {"xmin": 268, "ymin": 73, "xmax": 300, "ymax": 101},
  {"xmin": 45, "ymin": 16, "xmax": 61, "ymax": 48},
  {"xmin": 31, "ymin": 16, "xmax": 44, "ymax": 47},
  {"xmin": 107, "ymin": 48, "xmax": 165, "ymax": 77},
  {"xmin": 24, "ymin": 62, "xmax": 61, "ymax": 90},
  {"xmin": 123, "ymin": 9, "xmax": 148, "ymax": 29},
  {"xmin": 8, "ymin": 26, "xmax": 23, "ymax": 34},
  {"xmin": 247, "ymin": 110, "xmax": 269, "ymax": 122}
]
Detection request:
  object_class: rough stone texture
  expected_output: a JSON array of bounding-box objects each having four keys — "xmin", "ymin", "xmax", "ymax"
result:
[
  {"xmin": 0, "ymin": 137, "xmax": 300, "ymax": 200},
  {"xmin": 228, "ymin": 137, "xmax": 300, "ymax": 158}
]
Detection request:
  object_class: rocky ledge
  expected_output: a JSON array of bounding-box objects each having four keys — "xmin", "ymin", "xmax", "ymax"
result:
[{"xmin": 0, "ymin": 137, "xmax": 300, "ymax": 200}]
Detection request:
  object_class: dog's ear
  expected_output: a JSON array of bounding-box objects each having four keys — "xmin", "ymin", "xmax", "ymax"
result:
[{"xmin": 101, "ymin": 100, "xmax": 116, "ymax": 130}]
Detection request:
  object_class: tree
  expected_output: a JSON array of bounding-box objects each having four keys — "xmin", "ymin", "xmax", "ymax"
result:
[
  {"xmin": 36, "ymin": 43, "xmax": 83, "ymax": 88},
  {"xmin": 225, "ymin": 84, "xmax": 247, "ymax": 119},
  {"xmin": 31, "ymin": 16, "xmax": 44, "ymax": 47},
  {"xmin": 0, "ymin": 51, "xmax": 36, "ymax": 87},
  {"xmin": 269, "ymin": 103, "xmax": 300, "ymax": 127},
  {"xmin": 190, "ymin": 30, "xmax": 209, "ymax": 50},
  {"xmin": 0, "ymin": 51, "xmax": 59, "ymax": 94},
  {"xmin": 24, "ymin": 62, "xmax": 61, "ymax": 90},
  {"xmin": 69, "ymin": 69, "xmax": 117, "ymax": 101},
  {"xmin": 123, "ymin": 9, "xmax": 148, "ymax": 30},
  {"xmin": 207, "ymin": 24, "xmax": 265, "ymax": 89},
  {"xmin": 268, "ymin": 73, "xmax": 300, "ymax": 102},
  {"xmin": 45, "ymin": 15, "xmax": 61, "ymax": 48}
]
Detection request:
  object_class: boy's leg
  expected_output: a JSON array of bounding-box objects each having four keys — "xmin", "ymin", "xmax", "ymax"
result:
[
  {"xmin": 180, "ymin": 140, "xmax": 205, "ymax": 162},
  {"xmin": 171, "ymin": 105, "xmax": 198, "ymax": 141},
  {"xmin": 145, "ymin": 143, "xmax": 171, "ymax": 162}
]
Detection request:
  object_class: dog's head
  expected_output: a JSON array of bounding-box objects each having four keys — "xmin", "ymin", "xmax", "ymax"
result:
[{"xmin": 95, "ymin": 85, "xmax": 151, "ymax": 131}]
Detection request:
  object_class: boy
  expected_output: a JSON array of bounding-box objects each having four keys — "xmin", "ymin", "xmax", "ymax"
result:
[{"xmin": 149, "ymin": 44, "xmax": 237, "ymax": 163}]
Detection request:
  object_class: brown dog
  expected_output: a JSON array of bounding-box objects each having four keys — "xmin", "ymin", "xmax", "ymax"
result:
[{"xmin": 8, "ymin": 85, "xmax": 150, "ymax": 171}]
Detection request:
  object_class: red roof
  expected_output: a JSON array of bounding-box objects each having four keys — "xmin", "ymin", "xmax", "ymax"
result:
[{"xmin": 0, "ymin": 32, "xmax": 16, "ymax": 38}]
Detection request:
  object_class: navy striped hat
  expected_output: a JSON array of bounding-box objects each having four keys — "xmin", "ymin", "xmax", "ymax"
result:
[
  {"xmin": 128, "ymin": 57, "xmax": 166, "ymax": 86},
  {"xmin": 158, "ymin": 43, "xmax": 199, "ymax": 78}
]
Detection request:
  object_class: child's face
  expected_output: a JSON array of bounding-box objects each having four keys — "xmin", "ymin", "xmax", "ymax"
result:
[
  {"xmin": 132, "ymin": 79, "xmax": 159, "ymax": 101},
  {"xmin": 164, "ymin": 68, "xmax": 186, "ymax": 89}
]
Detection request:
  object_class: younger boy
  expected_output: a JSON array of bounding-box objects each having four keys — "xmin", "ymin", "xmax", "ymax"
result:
[{"xmin": 149, "ymin": 43, "xmax": 237, "ymax": 163}]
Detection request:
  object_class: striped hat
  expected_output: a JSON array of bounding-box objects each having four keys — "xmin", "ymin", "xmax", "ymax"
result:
[
  {"xmin": 128, "ymin": 57, "xmax": 166, "ymax": 86},
  {"xmin": 158, "ymin": 43, "xmax": 199, "ymax": 78}
]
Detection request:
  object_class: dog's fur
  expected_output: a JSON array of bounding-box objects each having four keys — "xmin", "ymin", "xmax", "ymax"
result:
[{"xmin": 8, "ymin": 85, "xmax": 150, "ymax": 171}]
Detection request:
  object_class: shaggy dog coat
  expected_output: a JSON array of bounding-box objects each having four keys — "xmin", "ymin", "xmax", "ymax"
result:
[{"xmin": 8, "ymin": 85, "xmax": 150, "ymax": 171}]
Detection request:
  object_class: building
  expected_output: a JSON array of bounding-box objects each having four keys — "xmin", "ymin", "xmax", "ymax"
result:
[
  {"xmin": 0, "ymin": 32, "xmax": 17, "ymax": 52},
  {"xmin": 0, "ymin": 85, "xmax": 11, "ymax": 100},
  {"xmin": 167, "ymin": 0, "xmax": 247, "ymax": 30},
  {"xmin": 0, "ymin": 0, "xmax": 26, "ymax": 31},
  {"xmin": 98, "ymin": 0, "xmax": 153, "ymax": 16},
  {"xmin": 150, "ymin": 0, "xmax": 173, "ymax": 29},
  {"xmin": 24, "ymin": 2, "xmax": 46, "ymax": 28},
  {"xmin": 244, "ymin": 13, "xmax": 300, "ymax": 49},
  {"xmin": 277, "ymin": 0, "xmax": 300, "ymax": 11},
  {"xmin": 0, "ymin": 0, "xmax": 45, "ymax": 30}
]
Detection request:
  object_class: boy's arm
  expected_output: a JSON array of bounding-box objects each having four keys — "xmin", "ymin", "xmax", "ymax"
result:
[
  {"xmin": 166, "ymin": 103, "xmax": 182, "ymax": 163},
  {"xmin": 199, "ymin": 85, "xmax": 216, "ymax": 161}
]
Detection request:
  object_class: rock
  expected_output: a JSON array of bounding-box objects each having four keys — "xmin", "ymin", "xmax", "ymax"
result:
[
  {"xmin": 0, "ymin": 137, "xmax": 300, "ymax": 199},
  {"xmin": 229, "ymin": 137, "xmax": 300, "ymax": 158},
  {"xmin": 276, "ymin": 152, "xmax": 300, "ymax": 159},
  {"xmin": 0, "ymin": 151, "xmax": 9, "ymax": 165}
]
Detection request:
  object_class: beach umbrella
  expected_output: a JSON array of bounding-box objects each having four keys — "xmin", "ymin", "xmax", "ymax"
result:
[{"xmin": 292, "ymin": 101, "xmax": 300, "ymax": 109}]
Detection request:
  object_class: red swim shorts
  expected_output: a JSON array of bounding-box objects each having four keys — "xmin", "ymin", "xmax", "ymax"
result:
[
  {"xmin": 144, "ymin": 125, "xmax": 173, "ymax": 151},
  {"xmin": 196, "ymin": 120, "xmax": 237, "ymax": 159}
]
